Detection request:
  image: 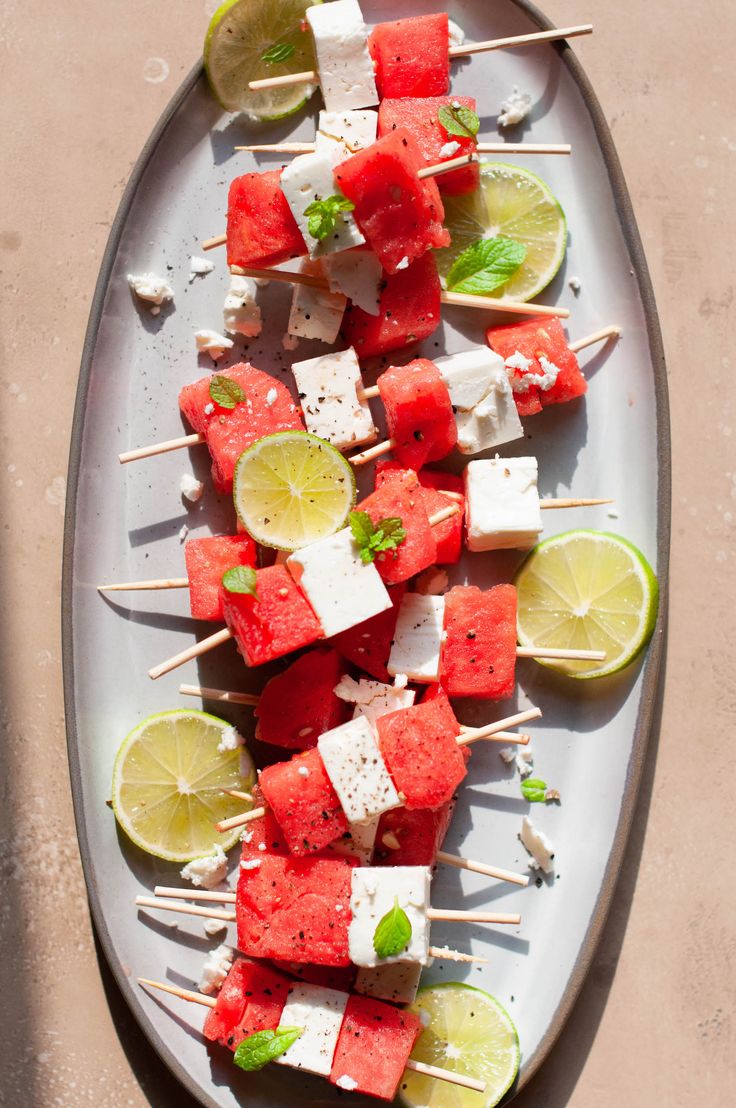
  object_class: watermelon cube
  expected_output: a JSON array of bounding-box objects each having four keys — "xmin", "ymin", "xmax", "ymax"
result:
[
  {"xmin": 236, "ymin": 852, "xmax": 354, "ymax": 965},
  {"xmin": 331, "ymin": 582, "xmax": 406, "ymax": 682},
  {"xmin": 220, "ymin": 564, "xmax": 323, "ymax": 668},
  {"xmin": 239, "ymin": 803, "xmax": 290, "ymax": 862},
  {"xmin": 184, "ymin": 535, "xmax": 257, "ymax": 622},
  {"xmin": 340, "ymin": 253, "xmax": 441, "ymax": 359},
  {"xmin": 374, "ymin": 799, "xmax": 455, "ymax": 867},
  {"xmin": 178, "ymin": 362, "xmax": 256, "ymax": 434},
  {"xmin": 369, "ymin": 14, "xmax": 450, "ymax": 99},
  {"xmin": 255, "ymin": 648, "xmax": 350, "ymax": 750},
  {"xmin": 258, "ymin": 747, "xmax": 349, "ymax": 855},
  {"xmin": 329, "ymin": 994, "xmax": 422, "ymax": 1101},
  {"xmin": 357, "ymin": 482, "xmax": 436, "ymax": 585},
  {"xmin": 441, "ymin": 584, "xmax": 518, "ymax": 699},
  {"xmin": 334, "ymin": 129, "xmax": 450, "ymax": 275},
  {"xmin": 376, "ymin": 463, "xmax": 464, "ymax": 565},
  {"xmin": 203, "ymin": 958, "xmax": 290, "ymax": 1051},
  {"xmin": 376, "ymin": 691, "xmax": 466, "ymax": 809},
  {"xmin": 486, "ymin": 316, "xmax": 587, "ymax": 417},
  {"xmin": 377, "ymin": 358, "xmax": 457, "ymax": 471},
  {"xmin": 378, "ymin": 96, "xmax": 480, "ymax": 195},
  {"xmin": 227, "ymin": 169, "xmax": 307, "ymax": 269}
]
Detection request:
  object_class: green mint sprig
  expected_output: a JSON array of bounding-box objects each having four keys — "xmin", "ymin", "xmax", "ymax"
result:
[
  {"xmin": 304, "ymin": 194, "xmax": 355, "ymax": 241},
  {"xmin": 222, "ymin": 565, "xmax": 258, "ymax": 598},
  {"xmin": 209, "ymin": 375, "xmax": 246, "ymax": 410},
  {"xmin": 521, "ymin": 778, "xmax": 549, "ymax": 803},
  {"xmin": 438, "ymin": 104, "xmax": 480, "ymax": 143},
  {"xmin": 349, "ymin": 511, "xmax": 407, "ymax": 564},
  {"xmin": 446, "ymin": 236, "xmax": 527, "ymax": 296},
  {"xmin": 373, "ymin": 896, "xmax": 412, "ymax": 959},
  {"xmin": 233, "ymin": 1027, "xmax": 303, "ymax": 1071}
]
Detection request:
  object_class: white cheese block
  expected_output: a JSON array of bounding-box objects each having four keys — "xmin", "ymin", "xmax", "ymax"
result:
[
  {"xmin": 349, "ymin": 866, "xmax": 431, "ymax": 967},
  {"xmin": 464, "ymin": 457, "xmax": 543, "ymax": 551},
  {"xmin": 435, "ymin": 348, "xmax": 502, "ymax": 411},
  {"xmin": 223, "ymin": 274, "xmax": 262, "ymax": 337},
  {"xmin": 274, "ymin": 983, "xmax": 348, "ymax": 1076},
  {"xmin": 520, "ymin": 815, "xmax": 555, "ymax": 873},
  {"xmin": 291, "ymin": 346, "xmax": 376, "ymax": 451},
  {"xmin": 280, "ymin": 150, "xmax": 364, "ymax": 258},
  {"xmin": 316, "ymin": 109, "xmax": 378, "ymax": 165},
  {"xmin": 318, "ymin": 716, "xmax": 401, "ymax": 824},
  {"xmin": 323, "ymin": 249, "xmax": 383, "ymax": 315},
  {"xmin": 354, "ymin": 962, "xmax": 422, "ymax": 1005},
  {"xmin": 286, "ymin": 527, "xmax": 392, "ymax": 638},
  {"xmin": 435, "ymin": 349, "xmax": 523, "ymax": 454},
  {"xmin": 287, "ymin": 260, "xmax": 346, "ymax": 343},
  {"xmin": 306, "ymin": 0, "xmax": 378, "ymax": 113},
  {"xmin": 387, "ymin": 594, "xmax": 445, "ymax": 683},
  {"xmin": 331, "ymin": 815, "xmax": 379, "ymax": 865}
]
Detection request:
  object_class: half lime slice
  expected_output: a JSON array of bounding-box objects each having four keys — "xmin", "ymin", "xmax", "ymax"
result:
[
  {"xmin": 401, "ymin": 982, "xmax": 520, "ymax": 1107},
  {"xmin": 204, "ymin": 0, "xmax": 320, "ymax": 119},
  {"xmin": 514, "ymin": 529, "xmax": 659, "ymax": 678},
  {"xmin": 233, "ymin": 430, "xmax": 356, "ymax": 551},
  {"xmin": 438, "ymin": 162, "xmax": 567, "ymax": 301},
  {"xmin": 112, "ymin": 709, "xmax": 255, "ymax": 861}
]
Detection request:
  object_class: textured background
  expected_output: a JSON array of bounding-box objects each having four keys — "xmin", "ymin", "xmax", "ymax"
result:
[{"xmin": 0, "ymin": 1, "xmax": 733, "ymax": 1105}]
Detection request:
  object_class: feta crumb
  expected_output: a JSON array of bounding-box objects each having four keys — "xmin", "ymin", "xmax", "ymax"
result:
[
  {"xmin": 499, "ymin": 747, "xmax": 517, "ymax": 765},
  {"xmin": 178, "ymin": 524, "xmax": 189, "ymax": 543},
  {"xmin": 217, "ymin": 725, "xmax": 243, "ymax": 753},
  {"xmin": 180, "ymin": 473, "xmax": 204, "ymax": 503},
  {"xmin": 505, "ymin": 351, "xmax": 533, "ymax": 373},
  {"xmin": 498, "ymin": 87, "xmax": 533, "ymax": 128},
  {"xmin": 297, "ymin": 765, "xmax": 310, "ymax": 777},
  {"xmin": 520, "ymin": 815, "xmax": 555, "ymax": 873},
  {"xmin": 414, "ymin": 566, "xmax": 449, "ymax": 596},
  {"xmin": 203, "ymin": 402, "xmax": 215, "ymax": 415},
  {"xmin": 198, "ymin": 943, "xmax": 233, "ymax": 995},
  {"xmin": 241, "ymin": 830, "xmax": 253, "ymax": 844},
  {"xmin": 195, "ymin": 328, "xmax": 234, "ymax": 362},
  {"xmin": 204, "ymin": 917, "xmax": 228, "ymax": 937},
  {"xmin": 439, "ymin": 140, "xmax": 462, "ymax": 159},
  {"xmin": 395, "ymin": 256, "xmax": 410, "ymax": 270},
  {"xmin": 189, "ymin": 255, "xmax": 214, "ymax": 282},
  {"xmin": 223, "ymin": 274, "xmax": 262, "ymax": 338},
  {"xmin": 517, "ymin": 749, "xmax": 534, "ymax": 778},
  {"xmin": 568, "ymin": 276, "xmax": 582, "ymax": 295},
  {"xmin": 265, "ymin": 387, "xmax": 278, "ymax": 406},
  {"xmin": 336, "ymin": 1075, "xmax": 358, "ymax": 1091},
  {"xmin": 258, "ymin": 842, "xmax": 267, "ymax": 851},
  {"xmin": 393, "ymin": 673, "xmax": 408, "ymax": 690},
  {"xmin": 447, "ymin": 18, "xmax": 466, "ymax": 46},
  {"xmin": 127, "ymin": 272, "xmax": 174, "ymax": 313},
  {"xmin": 180, "ymin": 844, "xmax": 227, "ymax": 889},
  {"xmin": 240, "ymin": 857, "xmax": 262, "ymax": 871},
  {"xmin": 509, "ymin": 354, "xmax": 562, "ymax": 394}
]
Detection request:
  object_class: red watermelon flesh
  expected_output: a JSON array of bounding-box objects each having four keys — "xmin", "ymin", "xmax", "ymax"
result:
[
  {"xmin": 357, "ymin": 483, "xmax": 436, "ymax": 585},
  {"xmin": 178, "ymin": 362, "xmax": 256, "ymax": 434},
  {"xmin": 377, "ymin": 358, "xmax": 457, "ymax": 470},
  {"xmin": 227, "ymin": 169, "xmax": 306, "ymax": 269},
  {"xmin": 203, "ymin": 958, "xmax": 290, "ymax": 1051},
  {"xmin": 369, "ymin": 14, "xmax": 450, "ymax": 99},
  {"xmin": 334, "ymin": 128, "xmax": 450, "ymax": 275},
  {"xmin": 274, "ymin": 961, "xmax": 357, "ymax": 993},
  {"xmin": 329, "ymin": 994, "xmax": 423, "ymax": 1101},
  {"xmin": 374, "ymin": 799, "xmax": 455, "ymax": 867},
  {"xmin": 236, "ymin": 852, "xmax": 354, "ymax": 965},
  {"xmin": 376, "ymin": 691, "xmax": 466, "ymax": 809},
  {"xmin": 340, "ymin": 253, "xmax": 441, "ymax": 359},
  {"xmin": 330, "ymin": 582, "xmax": 407, "ymax": 682},
  {"xmin": 239, "ymin": 802, "xmax": 290, "ymax": 862},
  {"xmin": 442, "ymin": 584, "xmax": 518, "ymax": 699},
  {"xmin": 255, "ymin": 648, "xmax": 350, "ymax": 750},
  {"xmin": 376, "ymin": 463, "xmax": 464, "ymax": 564},
  {"xmin": 378, "ymin": 96, "xmax": 480, "ymax": 196},
  {"xmin": 258, "ymin": 747, "xmax": 349, "ymax": 855},
  {"xmin": 184, "ymin": 535, "xmax": 257, "ymax": 622},
  {"xmin": 220, "ymin": 565, "xmax": 323, "ymax": 668},
  {"xmin": 487, "ymin": 316, "xmax": 587, "ymax": 417}
]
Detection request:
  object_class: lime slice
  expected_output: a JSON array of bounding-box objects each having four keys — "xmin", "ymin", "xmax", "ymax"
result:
[
  {"xmin": 438, "ymin": 162, "xmax": 567, "ymax": 301},
  {"xmin": 514, "ymin": 529, "xmax": 659, "ymax": 678},
  {"xmin": 233, "ymin": 430, "xmax": 356, "ymax": 551},
  {"xmin": 204, "ymin": 0, "xmax": 320, "ymax": 119},
  {"xmin": 112, "ymin": 709, "xmax": 255, "ymax": 862},
  {"xmin": 401, "ymin": 982, "xmax": 520, "ymax": 1108}
]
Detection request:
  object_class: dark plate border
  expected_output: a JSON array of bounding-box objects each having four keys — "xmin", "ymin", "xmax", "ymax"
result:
[{"xmin": 61, "ymin": 4, "xmax": 671, "ymax": 1104}]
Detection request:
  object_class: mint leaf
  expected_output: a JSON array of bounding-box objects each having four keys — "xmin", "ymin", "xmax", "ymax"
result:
[
  {"xmin": 438, "ymin": 104, "xmax": 480, "ymax": 142},
  {"xmin": 521, "ymin": 778, "xmax": 548, "ymax": 803},
  {"xmin": 261, "ymin": 43, "xmax": 295, "ymax": 64},
  {"xmin": 209, "ymin": 375, "xmax": 246, "ymax": 410},
  {"xmin": 349, "ymin": 511, "xmax": 407, "ymax": 564},
  {"xmin": 222, "ymin": 565, "xmax": 258, "ymax": 598},
  {"xmin": 373, "ymin": 896, "xmax": 412, "ymax": 958},
  {"xmin": 233, "ymin": 1027, "xmax": 303, "ymax": 1071},
  {"xmin": 446, "ymin": 236, "xmax": 527, "ymax": 296},
  {"xmin": 304, "ymin": 194, "xmax": 355, "ymax": 241}
]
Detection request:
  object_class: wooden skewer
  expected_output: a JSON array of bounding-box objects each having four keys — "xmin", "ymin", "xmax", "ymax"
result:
[
  {"xmin": 119, "ymin": 431, "xmax": 204, "ymax": 464},
  {"xmin": 221, "ymin": 788, "xmax": 254, "ymax": 802},
  {"xmin": 180, "ymin": 685, "xmax": 260, "ymax": 707},
  {"xmin": 435, "ymin": 852, "xmax": 529, "ymax": 888},
  {"xmin": 137, "ymin": 895, "xmax": 235, "ymax": 921},
  {"xmin": 98, "ymin": 577, "xmax": 189, "ymax": 593},
  {"xmin": 247, "ymin": 24, "xmax": 593, "ymax": 91},
  {"xmin": 155, "ymin": 886, "xmax": 236, "ymax": 903},
  {"xmin": 138, "ymin": 977, "xmax": 486, "ymax": 1092},
  {"xmin": 569, "ymin": 325, "xmax": 621, "ymax": 353},
  {"xmin": 237, "ymin": 140, "xmax": 572, "ymax": 156},
  {"xmin": 542, "ymin": 498, "xmax": 614, "ymax": 508}
]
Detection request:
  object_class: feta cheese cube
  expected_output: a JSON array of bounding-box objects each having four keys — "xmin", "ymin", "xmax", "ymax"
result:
[
  {"xmin": 286, "ymin": 527, "xmax": 392, "ymax": 637},
  {"xmin": 223, "ymin": 275, "xmax": 262, "ymax": 337},
  {"xmin": 331, "ymin": 815, "xmax": 379, "ymax": 865},
  {"xmin": 306, "ymin": 0, "xmax": 378, "ymax": 113},
  {"xmin": 292, "ymin": 346, "xmax": 375, "ymax": 451},
  {"xmin": 436, "ymin": 348, "xmax": 523, "ymax": 454},
  {"xmin": 179, "ymin": 473, "xmax": 204, "ymax": 503},
  {"xmin": 318, "ymin": 716, "xmax": 401, "ymax": 824},
  {"xmin": 323, "ymin": 249, "xmax": 383, "ymax": 315},
  {"xmin": 387, "ymin": 594, "xmax": 445, "ymax": 683},
  {"xmin": 194, "ymin": 328, "xmax": 233, "ymax": 361},
  {"xmin": 280, "ymin": 150, "xmax": 364, "ymax": 257},
  {"xmin": 464, "ymin": 457, "xmax": 543, "ymax": 550},
  {"xmin": 349, "ymin": 866, "xmax": 431, "ymax": 967},
  {"xmin": 274, "ymin": 983, "xmax": 348, "ymax": 1076},
  {"xmin": 287, "ymin": 260, "xmax": 347, "ymax": 343},
  {"xmin": 315, "ymin": 109, "xmax": 378, "ymax": 164},
  {"xmin": 333, "ymin": 674, "xmax": 415, "ymax": 729},
  {"xmin": 354, "ymin": 961, "xmax": 422, "ymax": 1005},
  {"xmin": 520, "ymin": 815, "xmax": 555, "ymax": 873}
]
